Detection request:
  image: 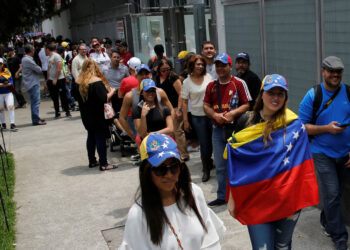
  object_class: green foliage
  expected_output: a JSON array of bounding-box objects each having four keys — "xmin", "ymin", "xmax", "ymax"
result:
[
  {"xmin": 0, "ymin": 0, "xmax": 55, "ymax": 42},
  {"xmin": 0, "ymin": 153, "xmax": 16, "ymax": 250}
]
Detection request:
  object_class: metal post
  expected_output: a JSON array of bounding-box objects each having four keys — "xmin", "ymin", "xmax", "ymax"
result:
[
  {"xmin": 259, "ymin": 0, "xmax": 267, "ymax": 76},
  {"xmin": 0, "ymin": 128, "xmax": 10, "ymax": 169},
  {"xmin": 209, "ymin": 0, "xmax": 218, "ymax": 49},
  {"xmin": 193, "ymin": 4, "xmax": 207, "ymax": 54},
  {"xmin": 0, "ymin": 146, "xmax": 9, "ymax": 196},
  {"xmin": 0, "ymin": 187, "xmax": 9, "ymax": 231}
]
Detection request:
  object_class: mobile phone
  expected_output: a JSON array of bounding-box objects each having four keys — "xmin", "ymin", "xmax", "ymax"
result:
[
  {"xmin": 138, "ymin": 100, "xmax": 144, "ymax": 108},
  {"xmin": 339, "ymin": 123, "xmax": 350, "ymax": 128}
]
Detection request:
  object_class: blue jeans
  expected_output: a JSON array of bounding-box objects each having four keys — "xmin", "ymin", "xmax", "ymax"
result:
[
  {"xmin": 191, "ymin": 115, "xmax": 213, "ymax": 157},
  {"xmin": 27, "ymin": 84, "xmax": 40, "ymax": 124},
  {"xmin": 65, "ymin": 76, "xmax": 75, "ymax": 109},
  {"xmin": 86, "ymin": 129, "xmax": 108, "ymax": 167},
  {"xmin": 313, "ymin": 153, "xmax": 349, "ymax": 244},
  {"xmin": 247, "ymin": 210, "xmax": 301, "ymax": 250},
  {"xmin": 212, "ymin": 126, "xmax": 227, "ymax": 200}
]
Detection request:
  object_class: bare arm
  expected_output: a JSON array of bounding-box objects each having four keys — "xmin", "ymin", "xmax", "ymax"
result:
[
  {"xmin": 153, "ymin": 115, "xmax": 174, "ymax": 136},
  {"xmin": 15, "ymin": 64, "xmax": 22, "ymax": 79},
  {"xmin": 182, "ymin": 98, "xmax": 191, "ymax": 132},
  {"xmin": 53, "ymin": 60, "xmax": 62, "ymax": 85},
  {"xmin": 203, "ymin": 102, "xmax": 228, "ymax": 125},
  {"xmin": 305, "ymin": 121, "xmax": 346, "ymax": 136},
  {"xmin": 159, "ymin": 88, "xmax": 175, "ymax": 118},
  {"xmin": 119, "ymin": 92, "xmax": 136, "ymax": 139},
  {"xmin": 224, "ymin": 103, "xmax": 249, "ymax": 123}
]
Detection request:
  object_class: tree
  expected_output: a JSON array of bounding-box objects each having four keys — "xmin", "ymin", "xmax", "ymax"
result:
[{"xmin": 0, "ymin": 0, "xmax": 55, "ymax": 42}]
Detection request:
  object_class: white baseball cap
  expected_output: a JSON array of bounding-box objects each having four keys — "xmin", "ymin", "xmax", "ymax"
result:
[
  {"xmin": 0, "ymin": 58, "xmax": 4, "ymax": 64},
  {"xmin": 127, "ymin": 57, "xmax": 141, "ymax": 70}
]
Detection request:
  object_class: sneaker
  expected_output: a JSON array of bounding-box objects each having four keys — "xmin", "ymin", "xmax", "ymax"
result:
[
  {"xmin": 10, "ymin": 124, "xmax": 18, "ymax": 132},
  {"xmin": 1, "ymin": 123, "xmax": 6, "ymax": 130},
  {"xmin": 187, "ymin": 145, "xmax": 200, "ymax": 152},
  {"xmin": 321, "ymin": 225, "xmax": 331, "ymax": 237},
  {"xmin": 131, "ymin": 154, "xmax": 141, "ymax": 161},
  {"xmin": 208, "ymin": 199, "xmax": 226, "ymax": 207},
  {"xmin": 133, "ymin": 160, "xmax": 141, "ymax": 166},
  {"xmin": 55, "ymin": 113, "xmax": 61, "ymax": 119},
  {"xmin": 336, "ymin": 241, "xmax": 349, "ymax": 250},
  {"xmin": 66, "ymin": 112, "xmax": 72, "ymax": 117}
]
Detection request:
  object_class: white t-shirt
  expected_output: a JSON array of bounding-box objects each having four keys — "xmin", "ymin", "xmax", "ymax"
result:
[
  {"xmin": 89, "ymin": 51, "xmax": 111, "ymax": 72},
  {"xmin": 182, "ymin": 74, "xmax": 213, "ymax": 116},
  {"xmin": 119, "ymin": 183, "xmax": 225, "ymax": 250},
  {"xmin": 38, "ymin": 48, "xmax": 48, "ymax": 71}
]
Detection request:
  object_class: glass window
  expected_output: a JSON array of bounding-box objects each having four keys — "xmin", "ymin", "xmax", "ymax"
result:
[
  {"xmin": 324, "ymin": 0, "xmax": 350, "ymax": 85},
  {"xmin": 265, "ymin": 0, "xmax": 316, "ymax": 112},
  {"xmin": 131, "ymin": 15, "xmax": 166, "ymax": 64},
  {"xmin": 224, "ymin": 2, "xmax": 262, "ymax": 78}
]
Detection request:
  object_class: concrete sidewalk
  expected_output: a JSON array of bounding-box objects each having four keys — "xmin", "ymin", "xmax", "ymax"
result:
[{"xmin": 6, "ymin": 94, "xmax": 349, "ymax": 250}]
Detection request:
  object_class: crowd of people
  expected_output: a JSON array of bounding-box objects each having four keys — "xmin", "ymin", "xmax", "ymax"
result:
[{"xmin": 1, "ymin": 34, "xmax": 349, "ymax": 250}]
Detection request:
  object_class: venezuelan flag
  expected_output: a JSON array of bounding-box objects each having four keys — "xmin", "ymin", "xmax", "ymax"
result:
[
  {"xmin": 0, "ymin": 68, "xmax": 14, "ymax": 85},
  {"xmin": 224, "ymin": 109, "xmax": 319, "ymax": 225}
]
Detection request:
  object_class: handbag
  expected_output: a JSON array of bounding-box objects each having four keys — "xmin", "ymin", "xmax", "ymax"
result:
[
  {"xmin": 215, "ymin": 80, "xmax": 236, "ymax": 140},
  {"xmin": 104, "ymin": 102, "xmax": 115, "ymax": 119}
]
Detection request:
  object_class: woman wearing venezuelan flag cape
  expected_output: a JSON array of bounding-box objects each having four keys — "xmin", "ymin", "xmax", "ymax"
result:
[{"xmin": 225, "ymin": 74, "xmax": 319, "ymax": 250}]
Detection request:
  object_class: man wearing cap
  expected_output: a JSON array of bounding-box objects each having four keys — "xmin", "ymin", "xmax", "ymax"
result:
[
  {"xmin": 203, "ymin": 53, "xmax": 251, "ymax": 207},
  {"xmin": 21, "ymin": 44, "xmax": 46, "ymax": 125},
  {"xmin": 176, "ymin": 51, "xmax": 195, "ymax": 82},
  {"xmin": 201, "ymin": 41, "xmax": 217, "ymax": 79},
  {"xmin": 119, "ymin": 42, "xmax": 133, "ymax": 65},
  {"xmin": 89, "ymin": 41, "xmax": 110, "ymax": 72},
  {"xmin": 235, "ymin": 52, "xmax": 261, "ymax": 109},
  {"xmin": 118, "ymin": 57, "xmax": 141, "ymax": 99},
  {"xmin": 299, "ymin": 56, "xmax": 350, "ymax": 250},
  {"xmin": 119, "ymin": 64, "xmax": 174, "ymax": 145}
]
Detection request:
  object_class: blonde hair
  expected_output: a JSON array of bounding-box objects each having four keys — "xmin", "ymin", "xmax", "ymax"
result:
[
  {"xmin": 78, "ymin": 59, "xmax": 110, "ymax": 101},
  {"xmin": 247, "ymin": 90, "xmax": 288, "ymax": 146}
]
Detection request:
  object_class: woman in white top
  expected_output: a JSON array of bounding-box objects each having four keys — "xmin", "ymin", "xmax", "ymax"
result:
[
  {"xmin": 182, "ymin": 54, "xmax": 214, "ymax": 182},
  {"xmin": 119, "ymin": 133, "xmax": 225, "ymax": 250}
]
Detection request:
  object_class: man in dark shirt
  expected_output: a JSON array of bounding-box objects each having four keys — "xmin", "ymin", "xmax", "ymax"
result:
[
  {"xmin": 235, "ymin": 52, "xmax": 261, "ymax": 110},
  {"xmin": 7, "ymin": 48, "xmax": 27, "ymax": 108}
]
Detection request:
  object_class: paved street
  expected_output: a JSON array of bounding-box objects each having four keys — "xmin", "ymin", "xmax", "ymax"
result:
[{"xmin": 4, "ymin": 90, "xmax": 349, "ymax": 250}]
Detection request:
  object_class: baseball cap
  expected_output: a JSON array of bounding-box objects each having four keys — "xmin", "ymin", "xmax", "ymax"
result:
[
  {"xmin": 136, "ymin": 64, "xmax": 151, "ymax": 74},
  {"xmin": 140, "ymin": 79, "xmax": 156, "ymax": 92},
  {"xmin": 176, "ymin": 51, "xmax": 190, "ymax": 63},
  {"xmin": 127, "ymin": 57, "xmax": 141, "ymax": 70},
  {"xmin": 92, "ymin": 41, "xmax": 100, "ymax": 47},
  {"xmin": 140, "ymin": 134, "xmax": 181, "ymax": 167},
  {"xmin": 322, "ymin": 56, "xmax": 344, "ymax": 70},
  {"xmin": 214, "ymin": 53, "xmax": 232, "ymax": 64},
  {"xmin": 0, "ymin": 58, "xmax": 3, "ymax": 64},
  {"xmin": 57, "ymin": 46, "xmax": 65, "ymax": 54},
  {"xmin": 236, "ymin": 52, "xmax": 250, "ymax": 62},
  {"xmin": 262, "ymin": 74, "xmax": 288, "ymax": 91},
  {"xmin": 61, "ymin": 41, "xmax": 69, "ymax": 47}
]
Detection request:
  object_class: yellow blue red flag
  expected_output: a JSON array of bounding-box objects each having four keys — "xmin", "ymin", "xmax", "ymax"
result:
[{"xmin": 225, "ymin": 109, "xmax": 319, "ymax": 225}]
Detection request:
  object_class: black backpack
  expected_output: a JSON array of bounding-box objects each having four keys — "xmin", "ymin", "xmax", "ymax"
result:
[{"xmin": 310, "ymin": 83, "xmax": 350, "ymax": 125}]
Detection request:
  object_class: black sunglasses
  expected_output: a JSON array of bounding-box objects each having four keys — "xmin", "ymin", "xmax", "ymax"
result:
[
  {"xmin": 327, "ymin": 68, "xmax": 343, "ymax": 74},
  {"xmin": 160, "ymin": 67, "xmax": 171, "ymax": 72},
  {"xmin": 152, "ymin": 162, "xmax": 180, "ymax": 176}
]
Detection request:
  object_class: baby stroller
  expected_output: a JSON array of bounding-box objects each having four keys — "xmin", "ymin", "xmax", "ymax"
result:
[{"xmin": 109, "ymin": 114, "xmax": 134, "ymax": 157}]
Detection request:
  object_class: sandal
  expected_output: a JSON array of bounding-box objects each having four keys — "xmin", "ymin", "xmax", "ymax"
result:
[{"xmin": 100, "ymin": 164, "xmax": 118, "ymax": 171}]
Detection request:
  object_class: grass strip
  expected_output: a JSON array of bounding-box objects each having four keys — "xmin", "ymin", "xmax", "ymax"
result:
[{"xmin": 0, "ymin": 153, "xmax": 16, "ymax": 250}]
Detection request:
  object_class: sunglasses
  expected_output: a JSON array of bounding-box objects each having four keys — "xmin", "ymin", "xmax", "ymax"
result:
[
  {"xmin": 160, "ymin": 67, "xmax": 171, "ymax": 72},
  {"xmin": 152, "ymin": 162, "xmax": 180, "ymax": 176}
]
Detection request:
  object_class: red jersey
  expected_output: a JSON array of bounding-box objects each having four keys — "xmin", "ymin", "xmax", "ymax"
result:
[
  {"xmin": 203, "ymin": 75, "xmax": 251, "ymax": 127},
  {"xmin": 119, "ymin": 75, "xmax": 139, "ymax": 116},
  {"xmin": 121, "ymin": 52, "xmax": 133, "ymax": 65}
]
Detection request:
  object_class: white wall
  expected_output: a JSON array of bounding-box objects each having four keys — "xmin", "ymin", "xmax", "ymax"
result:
[{"xmin": 42, "ymin": 9, "xmax": 72, "ymax": 39}]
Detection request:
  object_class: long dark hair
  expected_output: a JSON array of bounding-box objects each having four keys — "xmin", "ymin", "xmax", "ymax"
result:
[
  {"xmin": 247, "ymin": 89, "xmax": 288, "ymax": 146},
  {"xmin": 156, "ymin": 59, "xmax": 177, "ymax": 78},
  {"xmin": 135, "ymin": 159, "xmax": 207, "ymax": 245}
]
